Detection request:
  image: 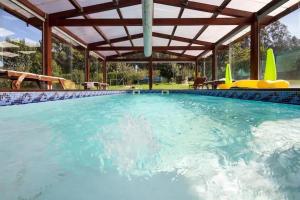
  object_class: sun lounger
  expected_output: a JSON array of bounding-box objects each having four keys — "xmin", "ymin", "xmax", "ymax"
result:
[
  {"xmin": 0, "ymin": 69, "xmax": 66, "ymax": 90},
  {"xmin": 82, "ymin": 82, "xmax": 109, "ymax": 90},
  {"xmin": 189, "ymin": 77, "xmax": 207, "ymax": 89}
]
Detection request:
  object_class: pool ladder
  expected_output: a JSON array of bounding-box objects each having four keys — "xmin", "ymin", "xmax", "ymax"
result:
[
  {"xmin": 132, "ymin": 90, "xmax": 141, "ymax": 95},
  {"xmin": 161, "ymin": 90, "xmax": 170, "ymax": 95}
]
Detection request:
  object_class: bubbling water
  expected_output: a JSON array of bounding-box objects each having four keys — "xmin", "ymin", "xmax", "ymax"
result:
[{"xmin": 1, "ymin": 94, "xmax": 300, "ymax": 200}]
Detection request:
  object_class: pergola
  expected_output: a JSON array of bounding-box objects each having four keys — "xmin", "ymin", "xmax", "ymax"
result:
[{"xmin": 1, "ymin": 0, "xmax": 299, "ymax": 89}]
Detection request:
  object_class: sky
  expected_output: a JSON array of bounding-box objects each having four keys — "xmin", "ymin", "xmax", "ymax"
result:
[
  {"xmin": 280, "ymin": 8, "xmax": 300, "ymax": 38},
  {"xmin": 0, "ymin": 9, "xmax": 41, "ymax": 44}
]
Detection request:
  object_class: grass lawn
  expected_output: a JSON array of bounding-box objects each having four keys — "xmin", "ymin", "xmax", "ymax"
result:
[{"xmin": 108, "ymin": 83, "xmax": 191, "ymax": 90}]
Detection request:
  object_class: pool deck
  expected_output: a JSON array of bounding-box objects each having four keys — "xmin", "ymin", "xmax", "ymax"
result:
[{"xmin": 0, "ymin": 89, "xmax": 300, "ymax": 106}]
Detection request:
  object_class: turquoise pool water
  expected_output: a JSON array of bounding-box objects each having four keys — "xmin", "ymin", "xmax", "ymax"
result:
[{"xmin": 0, "ymin": 94, "xmax": 300, "ymax": 200}]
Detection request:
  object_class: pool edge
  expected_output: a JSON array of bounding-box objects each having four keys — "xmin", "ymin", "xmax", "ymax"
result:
[{"xmin": 0, "ymin": 89, "xmax": 300, "ymax": 106}]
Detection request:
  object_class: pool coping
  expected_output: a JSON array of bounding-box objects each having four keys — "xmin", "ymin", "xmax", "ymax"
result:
[{"xmin": 0, "ymin": 89, "xmax": 300, "ymax": 106}]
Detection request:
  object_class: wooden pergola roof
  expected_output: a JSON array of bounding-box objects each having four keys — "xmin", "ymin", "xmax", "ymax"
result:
[{"xmin": 1, "ymin": 0, "xmax": 299, "ymax": 61}]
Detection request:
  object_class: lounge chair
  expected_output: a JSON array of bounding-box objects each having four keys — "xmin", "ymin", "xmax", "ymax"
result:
[
  {"xmin": 0, "ymin": 69, "xmax": 67, "ymax": 90},
  {"xmin": 82, "ymin": 82, "xmax": 109, "ymax": 90},
  {"xmin": 189, "ymin": 77, "xmax": 207, "ymax": 89}
]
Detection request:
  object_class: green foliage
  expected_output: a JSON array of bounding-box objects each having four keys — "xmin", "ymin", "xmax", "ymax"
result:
[
  {"xmin": 157, "ymin": 64, "xmax": 174, "ymax": 82},
  {"xmin": 3, "ymin": 39, "xmax": 42, "ymax": 74}
]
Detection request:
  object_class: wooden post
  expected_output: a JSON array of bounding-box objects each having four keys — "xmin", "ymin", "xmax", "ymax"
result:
[
  {"xmin": 43, "ymin": 18, "xmax": 52, "ymax": 89},
  {"xmin": 250, "ymin": 19, "xmax": 260, "ymax": 80},
  {"xmin": 149, "ymin": 58, "xmax": 153, "ymax": 90},
  {"xmin": 102, "ymin": 60, "xmax": 107, "ymax": 83},
  {"xmin": 212, "ymin": 47, "xmax": 217, "ymax": 81},
  {"xmin": 85, "ymin": 48, "xmax": 90, "ymax": 82},
  {"xmin": 195, "ymin": 59, "xmax": 199, "ymax": 79}
]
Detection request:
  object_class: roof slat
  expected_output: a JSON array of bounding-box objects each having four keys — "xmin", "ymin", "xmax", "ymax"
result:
[{"xmin": 50, "ymin": 18, "xmax": 252, "ymax": 26}]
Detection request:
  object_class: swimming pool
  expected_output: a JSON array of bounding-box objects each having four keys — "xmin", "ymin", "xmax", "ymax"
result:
[{"xmin": 0, "ymin": 93, "xmax": 300, "ymax": 200}]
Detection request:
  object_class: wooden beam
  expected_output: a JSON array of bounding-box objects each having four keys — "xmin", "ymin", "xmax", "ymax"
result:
[
  {"xmin": 102, "ymin": 60, "xmax": 107, "ymax": 83},
  {"xmin": 49, "ymin": 0, "xmax": 252, "ymax": 20},
  {"xmin": 91, "ymin": 46, "xmax": 214, "ymax": 51},
  {"xmin": 43, "ymin": 21, "xmax": 52, "ymax": 77},
  {"xmin": 67, "ymin": 0, "xmax": 120, "ymax": 56},
  {"xmin": 43, "ymin": 18, "xmax": 52, "ymax": 89},
  {"xmin": 149, "ymin": 58, "xmax": 153, "ymax": 90},
  {"xmin": 195, "ymin": 60, "xmax": 199, "ymax": 79},
  {"xmin": 167, "ymin": 0, "xmax": 187, "ymax": 47},
  {"xmin": 257, "ymin": 0, "xmax": 289, "ymax": 20},
  {"xmin": 107, "ymin": 58, "xmax": 195, "ymax": 62},
  {"xmin": 181, "ymin": 0, "xmax": 232, "ymax": 56},
  {"xmin": 153, "ymin": 32, "xmax": 214, "ymax": 47},
  {"xmin": 106, "ymin": 51, "xmax": 141, "ymax": 59},
  {"xmin": 155, "ymin": 0, "xmax": 253, "ymax": 18},
  {"xmin": 85, "ymin": 49, "xmax": 90, "ymax": 82},
  {"xmin": 49, "ymin": 0, "xmax": 140, "ymax": 20},
  {"xmin": 89, "ymin": 32, "xmax": 219, "ymax": 48},
  {"xmin": 212, "ymin": 47, "xmax": 217, "ymax": 81},
  {"xmin": 196, "ymin": 0, "xmax": 290, "ymax": 59},
  {"xmin": 261, "ymin": 2, "xmax": 300, "ymax": 26},
  {"xmin": 114, "ymin": 0, "xmax": 135, "ymax": 47},
  {"xmin": 106, "ymin": 50, "xmax": 196, "ymax": 60},
  {"xmin": 50, "ymin": 18, "xmax": 251, "ymax": 26},
  {"xmin": 160, "ymin": 51, "xmax": 195, "ymax": 59},
  {"xmin": 17, "ymin": 0, "xmax": 45, "ymax": 17},
  {"xmin": 250, "ymin": 19, "xmax": 260, "ymax": 80},
  {"xmin": 89, "ymin": 33, "xmax": 144, "ymax": 47}
]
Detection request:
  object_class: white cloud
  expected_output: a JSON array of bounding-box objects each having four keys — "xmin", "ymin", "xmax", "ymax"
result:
[
  {"xmin": 0, "ymin": 28, "xmax": 14, "ymax": 37},
  {"xmin": 11, "ymin": 37, "xmax": 40, "ymax": 47},
  {"xmin": 19, "ymin": 51, "xmax": 36, "ymax": 55},
  {"xmin": 0, "ymin": 41, "xmax": 19, "ymax": 48},
  {"xmin": 0, "ymin": 51, "xmax": 19, "ymax": 58}
]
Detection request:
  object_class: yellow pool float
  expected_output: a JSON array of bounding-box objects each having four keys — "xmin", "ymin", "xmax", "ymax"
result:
[
  {"xmin": 218, "ymin": 80, "xmax": 289, "ymax": 89},
  {"xmin": 218, "ymin": 49, "xmax": 290, "ymax": 89}
]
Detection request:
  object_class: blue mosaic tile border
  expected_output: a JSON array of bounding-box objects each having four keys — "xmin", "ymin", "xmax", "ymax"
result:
[
  {"xmin": 0, "ymin": 90, "xmax": 126, "ymax": 106},
  {"xmin": 1, "ymin": 89, "xmax": 300, "ymax": 106},
  {"xmin": 170, "ymin": 89, "xmax": 300, "ymax": 105}
]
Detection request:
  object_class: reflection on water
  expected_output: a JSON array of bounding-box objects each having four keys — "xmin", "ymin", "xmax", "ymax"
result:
[{"xmin": 0, "ymin": 94, "xmax": 300, "ymax": 200}]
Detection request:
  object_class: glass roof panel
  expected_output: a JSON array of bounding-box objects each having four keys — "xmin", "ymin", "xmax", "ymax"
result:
[
  {"xmin": 52, "ymin": 28, "xmax": 79, "ymax": 46},
  {"xmin": 76, "ymin": 0, "xmax": 111, "ymax": 7},
  {"xmin": 132, "ymin": 38, "xmax": 144, "ymax": 46},
  {"xmin": 152, "ymin": 26, "xmax": 174, "ymax": 35},
  {"xmin": 121, "ymin": 5, "xmax": 142, "ymax": 18},
  {"xmin": 191, "ymin": 43, "xmax": 203, "ymax": 46},
  {"xmin": 153, "ymin": 37, "xmax": 169, "ymax": 46},
  {"xmin": 169, "ymin": 50, "xmax": 184, "ymax": 54},
  {"xmin": 66, "ymin": 27, "xmax": 104, "ymax": 43},
  {"xmin": 227, "ymin": 0, "xmax": 272, "ymax": 12},
  {"xmin": 269, "ymin": 0, "xmax": 300, "ymax": 16},
  {"xmin": 198, "ymin": 25, "xmax": 237, "ymax": 43},
  {"xmin": 223, "ymin": 26, "xmax": 251, "ymax": 45},
  {"xmin": 28, "ymin": 0, "xmax": 74, "ymax": 13},
  {"xmin": 127, "ymin": 26, "xmax": 143, "ymax": 35},
  {"xmin": 98, "ymin": 51, "xmax": 117, "ymax": 57},
  {"xmin": 175, "ymin": 26, "xmax": 203, "ymax": 39},
  {"xmin": 184, "ymin": 50, "xmax": 203, "ymax": 56},
  {"xmin": 98, "ymin": 26, "xmax": 127, "ymax": 40},
  {"xmin": 204, "ymin": 51, "xmax": 212, "ymax": 58},
  {"xmin": 119, "ymin": 51, "xmax": 133, "ymax": 54},
  {"xmin": 113, "ymin": 41, "xmax": 132, "ymax": 47},
  {"xmin": 189, "ymin": 0, "xmax": 224, "ymax": 6},
  {"xmin": 89, "ymin": 10, "xmax": 119, "ymax": 19},
  {"xmin": 154, "ymin": 3, "xmax": 180, "ymax": 18},
  {"xmin": 1, "ymin": 0, "xmax": 34, "ymax": 18},
  {"xmin": 170, "ymin": 40, "xmax": 190, "ymax": 46},
  {"xmin": 182, "ymin": 9, "xmax": 212, "ymax": 18}
]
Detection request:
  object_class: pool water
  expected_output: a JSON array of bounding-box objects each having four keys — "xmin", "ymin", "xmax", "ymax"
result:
[{"xmin": 1, "ymin": 94, "xmax": 300, "ymax": 200}]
